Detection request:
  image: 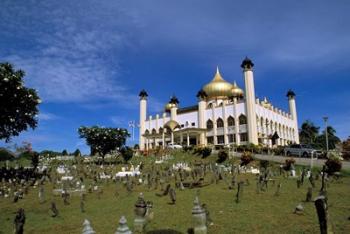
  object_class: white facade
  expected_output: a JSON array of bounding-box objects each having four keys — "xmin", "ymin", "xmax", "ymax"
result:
[{"xmin": 139, "ymin": 58, "xmax": 299, "ymax": 150}]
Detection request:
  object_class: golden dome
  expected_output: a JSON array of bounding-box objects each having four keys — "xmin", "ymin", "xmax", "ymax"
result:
[
  {"xmin": 203, "ymin": 67, "xmax": 233, "ymax": 100},
  {"xmin": 164, "ymin": 102, "xmax": 176, "ymax": 112},
  {"xmin": 231, "ymin": 81, "xmax": 244, "ymax": 98}
]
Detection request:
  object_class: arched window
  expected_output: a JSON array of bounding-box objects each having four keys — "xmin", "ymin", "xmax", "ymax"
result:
[
  {"xmin": 227, "ymin": 116, "xmax": 235, "ymax": 126},
  {"xmin": 239, "ymin": 114, "xmax": 247, "ymax": 125},
  {"xmin": 206, "ymin": 119, "xmax": 213, "ymax": 130},
  {"xmin": 159, "ymin": 127, "xmax": 163, "ymax": 134},
  {"xmin": 152, "ymin": 128, "xmax": 157, "ymax": 134},
  {"xmin": 144, "ymin": 130, "xmax": 150, "ymax": 135},
  {"xmin": 217, "ymin": 118, "xmax": 224, "ymax": 128}
]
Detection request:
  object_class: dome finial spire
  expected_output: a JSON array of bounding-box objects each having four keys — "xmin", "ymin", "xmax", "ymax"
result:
[{"xmin": 216, "ymin": 66, "xmax": 220, "ymax": 74}]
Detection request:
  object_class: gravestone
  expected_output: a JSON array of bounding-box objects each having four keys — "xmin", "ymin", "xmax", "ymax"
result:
[
  {"xmin": 169, "ymin": 187, "xmax": 176, "ymax": 204},
  {"xmin": 294, "ymin": 203, "xmax": 304, "ymax": 214},
  {"xmin": 314, "ymin": 195, "xmax": 332, "ymax": 234},
  {"xmin": 115, "ymin": 216, "xmax": 132, "ymax": 234},
  {"xmin": 134, "ymin": 193, "xmax": 147, "ymax": 233},
  {"xmin": 14, "ymin": 208, "xmax": 25, "ymax": 234},
  {"xmin": 145, "ymin": 201, "xmax": 154, "ymax": 222},
  {"xmin": 236, "ymin": 182, "xmax": 244, "ymax": 203},
  {"xmin": 274, "ymin": 183, "xmax": 282, "ymax": 196},
  {"xmin": 202, "ymin": 203, "xmax": 213, "ymax": 226},
  {"xmin": 50, "ymin": 202, "xmax": 59, "ymax": 217},
  {"xmin": 82, "ymin": 219, "xmax": 96, "ymax": 234},
  {"xmin": 306, "ymin": 187, "xmax": 313, "ymax": 202},
  {"xmin": 192, "ymin": 196, "xmax": 207, "ymax": 234}
]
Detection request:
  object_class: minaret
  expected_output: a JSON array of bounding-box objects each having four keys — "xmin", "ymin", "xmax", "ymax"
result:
[
  {"xmin": 287, "ymin": 90, "xmax": 300, "ymax": 144},
  {"xmin": 241, "ymin": 57, "xmax": 258, "ymax": 145},
  {"xmin": 197, "ymin": 89, "xmax": 207, "ymax": 145},
  {"xmin": 169, "ymin": 95, "xmax": 179, "ymax": 121},
  {"xmin": 139, "ymin": 89, "xmax": 148, "ymax": 150}
]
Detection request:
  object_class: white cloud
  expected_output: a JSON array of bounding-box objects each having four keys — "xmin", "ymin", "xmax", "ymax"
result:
[{"xmin": 38, "ymin": 112, "xmax": 58, "ymax": 121}]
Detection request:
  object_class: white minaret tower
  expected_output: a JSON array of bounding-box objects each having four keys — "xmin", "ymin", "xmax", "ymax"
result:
[
  {"xmin": 197, "ymin": 89, "xmax": 207, "ymax": 145},
  {"xmin": 139, "ymin": 89, "xmax": 148, "ymax": 150},
  {"xmin": 287, "ymin": 90, "xmax": 300, "ymax": 144},
  {"xmin": 169, "ymin": 95, "xmax": 179, "ymax": 121},
  {"xmin": 241, "ymin": 57, "xmax": 258, "ymax": 145}
]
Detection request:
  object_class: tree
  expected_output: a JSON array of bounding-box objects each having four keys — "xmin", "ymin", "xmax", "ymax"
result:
[
  {"xmin": 0, "ymin": 148, "xmax": 15, "ymax": 161},
  {"xmin": 316, "ymin": 126, "xmax": 341, "ymax": 150},
  {"xmin": 62, "ymin": 149, "xmax": 68, "ymax": 156},
  {"xmin": 299, "ymin": 120, "xmax": 320, "ymax": 145},
  {"xmin": 73, "ymin": 149, "xmax": 81, "ymax": 157},
  {"xmin": 78, "ymin": 126, "xmax": 130, "ymax": 161},
  {"xmin": 0, "ymin": 63, "xmax": 41, "ymax": 142}
]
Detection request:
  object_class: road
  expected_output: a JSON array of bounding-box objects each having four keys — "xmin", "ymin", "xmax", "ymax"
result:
[{"xmin": 232, "ymin": 153, "xmax": 350, "ymax": 170}]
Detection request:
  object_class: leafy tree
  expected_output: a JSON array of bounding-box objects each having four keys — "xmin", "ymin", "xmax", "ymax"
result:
[
  {"xmin": 78, "ymin": 126, "xmax": 130, "ymax": 162},
  {"xmin": 0, "ymin": 63, "xmax": 41, "ymax": 142},
  {"xmin": 0, "ymin": 148, "xmax": 15, "ymax": 161},
  {"xmin": 73, "ymin": 149, "xmax": 81, "ymax": 157},
  {"xmin": 299, "ymin": 120, "xmax": 320, "ymax": 145},
  {"xmin": 62, "ymin": 149, "xmax": 68, "ymax": 156},
  {"xmin": 315, "ymin": 126, "xmax": 341, "ymax": 150}
]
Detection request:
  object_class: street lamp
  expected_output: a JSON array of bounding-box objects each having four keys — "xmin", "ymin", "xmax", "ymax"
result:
[{"xmin": 323, "ymin": 117, "xmax": 329, "ymax": 156}]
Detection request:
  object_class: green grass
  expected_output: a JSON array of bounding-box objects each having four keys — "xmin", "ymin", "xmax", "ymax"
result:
[{"xmin": 1, "ymin": 153, "xmax": 349, "ymax": 233}]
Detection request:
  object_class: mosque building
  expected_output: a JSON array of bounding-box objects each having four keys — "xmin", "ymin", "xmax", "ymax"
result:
[{"xmin": 138, "ymin": 57, "xmax": 299, "ymax": 150}]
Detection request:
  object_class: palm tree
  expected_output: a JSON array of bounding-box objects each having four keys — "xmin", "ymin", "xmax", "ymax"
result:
[{"xmin": 299, "ymin": 120, "xmax": 320, "ymax": 145}]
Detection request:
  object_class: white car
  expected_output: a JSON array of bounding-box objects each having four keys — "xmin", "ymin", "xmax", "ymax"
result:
[{"xmin": 167, "ymin": 143, "xmax": 183, "ymax": 149}]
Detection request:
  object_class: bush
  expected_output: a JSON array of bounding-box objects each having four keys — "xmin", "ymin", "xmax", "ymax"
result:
[
  {"xmin": 217, "ymin": 150, "xmax": 228, "ymax": 163},
  {"xmin": 325, "ymin": 152, "xmax": 342, "ymax": 175},
  {"xmin": 201, "ymin": 147, "xmax": 212, "ymax": 158},
  {"xmin": 120, "ymin": 146, "xmax": 134, "ymax": 162},
  {"xmin": 273, "ymin": 146, "xmax": 285, "ymax": 155},
  {"xmin": 240, "ymin": 152, "xmax": 254, "ymax": 166}
]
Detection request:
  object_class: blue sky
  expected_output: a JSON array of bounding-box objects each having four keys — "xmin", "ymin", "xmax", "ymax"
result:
[{"xmin": 1, "ymin": 0, "xmax": 349, "ymax": 154}]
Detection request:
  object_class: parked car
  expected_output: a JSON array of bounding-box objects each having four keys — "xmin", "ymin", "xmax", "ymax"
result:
[
  {"xmin": 284, "ymin": 144, "xmax": 322, "ymax": 158},
  {"xmin": 167, "ymin": 143, "xmax": 183, "ymax": 149}
]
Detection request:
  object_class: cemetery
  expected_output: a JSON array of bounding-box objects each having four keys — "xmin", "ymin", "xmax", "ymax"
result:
[
  {"xmin": 0, "ymin": 149, "xmax": 349, "ymax": 233},
  {"xmin": 1, "ymin": 1, "xmax": 350, "ymax": 233}
]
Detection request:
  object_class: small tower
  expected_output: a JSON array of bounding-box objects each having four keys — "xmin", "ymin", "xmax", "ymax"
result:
[
  {"xmin": 287, "ymin": 90, "xmax": 300, "ymax": 144},
  {"xmin": 197, "ymin": 89, "xmax": 207, "ymax": 145},
  {"xmin": 241, "ymin": 57, "xmax": 258, "ymax": 145},
  {"xmin": 139, "ymin": 89, "xmax": 148, "ymax": 150},
  {"xmin": 169, "ymin": 95, "xmax": 179, "ymax": 121}
]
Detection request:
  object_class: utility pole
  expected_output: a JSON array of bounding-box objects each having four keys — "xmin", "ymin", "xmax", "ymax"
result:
[
  {"xmin": 128, "ymin": 121, "xmax": 135, "ymax": 141},
  {"xmin": 323, "ymin": 117, "xmax": 329, "ymax": 156}
]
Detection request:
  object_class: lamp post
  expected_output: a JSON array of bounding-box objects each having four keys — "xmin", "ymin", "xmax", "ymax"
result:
[{"xmin": 323, "ymin": 117, "xmax": 329, "ymax": 156}]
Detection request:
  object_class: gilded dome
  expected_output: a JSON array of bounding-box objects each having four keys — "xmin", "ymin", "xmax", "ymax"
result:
[
  {"xmin": 203, "ymin": 67, "xmax": 233, "ymax": 100},
  {"xmin": 231, "ymin": 81, "xmax": 244, "ymax": 98},
  {"xmin": 164, "ymin": 102, "xmax": 176, "ymax": 112}
]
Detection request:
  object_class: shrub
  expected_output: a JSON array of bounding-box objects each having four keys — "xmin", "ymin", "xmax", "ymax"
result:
[
  {"xmin": 217, "ymin": 150, "xmax": 228, "ymax": 163},
  {"xmin": 273, "ymin": 146, "xmax": 285, "ymax": 155},
  {"xmin": 201, "ymin": 147, "xmax": 212, "ymax": 158},
  {"xmin": 120, "ymin": 146, "xmax": 134, "ymax": 162},
  {"xmin": 325, "ymin": 152, "xmax": 342, "ymax": 175},
  {"xmin": 240, "ymin": 151, "xmax": 253, "ymax": 166}
]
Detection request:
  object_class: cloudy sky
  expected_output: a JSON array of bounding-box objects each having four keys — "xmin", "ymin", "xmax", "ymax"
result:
[{"xmin": 1, "ymin": 0, "xmax": 349, "ymax": 153}]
